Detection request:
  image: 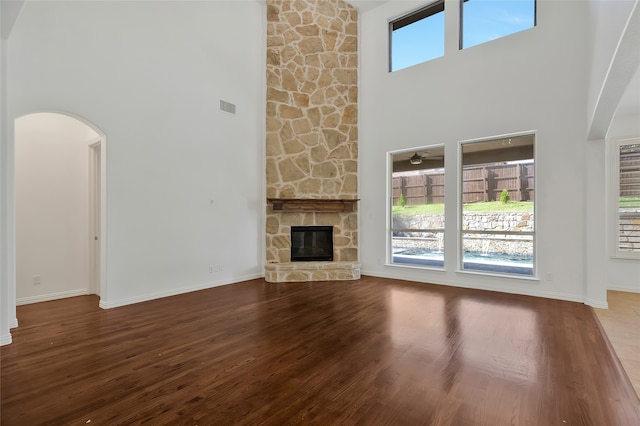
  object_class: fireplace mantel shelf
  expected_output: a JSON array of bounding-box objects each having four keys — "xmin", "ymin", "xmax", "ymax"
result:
[{"xmin": 267, "ymin": 198, "xmax": 359, "ymax": 212}]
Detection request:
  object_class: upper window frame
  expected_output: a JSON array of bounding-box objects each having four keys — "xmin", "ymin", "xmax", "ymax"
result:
[
  {"xmin": 388, "ymin": 0, "xmax": 445, "ymax": 72},
  {"xmin": 457, "ymin": 132, "xmax": 537, "ymax": 279}
]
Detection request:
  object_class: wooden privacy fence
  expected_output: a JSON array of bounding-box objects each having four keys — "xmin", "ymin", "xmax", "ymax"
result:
[
  {"xmin": 393, "ymin": 162, "xmax": 535, "ymax": 205},
  {"xmin": 620, "ymin": 147, "xmax": 640, "ymax": 197}
]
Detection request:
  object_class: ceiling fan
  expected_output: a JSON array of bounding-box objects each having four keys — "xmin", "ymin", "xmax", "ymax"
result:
[{"xmin": 409, "ymin": 151, "xmax": 443, "ymax": 165}]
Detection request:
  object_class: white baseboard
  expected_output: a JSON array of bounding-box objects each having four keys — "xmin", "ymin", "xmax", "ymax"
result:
[
  {"xmin": 361, "ymin": 268, "xmax": 587, "ymax": 304},
  {"xmin": 9, "ymin": 318, "xmax": 18, "ymax": 329},
  {"xmin": 99, "ymin": 273, "xmax": 264, "ymax": 310},
  {"xmin": 0, "ymin": 333, "xmax": 12, "ymax": 346},
  {"xmin": 585, "ymin": 298, "xmax": 608, "ymax": 309},
  {"xmin": 16, "ymin": 289, "xmax": 90, "ymax": 306},
  {"xmin": 608, "ymin": 285, "xmax": 640, "ymax": 294}
]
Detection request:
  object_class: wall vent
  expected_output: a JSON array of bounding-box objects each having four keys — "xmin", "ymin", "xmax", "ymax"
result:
[{"xmin": 219, "ymin": 100, "xmax": 236, "ymax": 114}]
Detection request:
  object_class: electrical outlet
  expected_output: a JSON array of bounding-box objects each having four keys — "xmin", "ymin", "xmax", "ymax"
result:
[
  {"xmin": 33, "ymin": 275, "xmax": 41, "ymax": 285},
  {"xmin": 214, "ymin": 265, "xmax": 221, "ymax": 272},
  {"xmin": 209, "ymin": 265, "xmax": 214, "ymax": 274}
]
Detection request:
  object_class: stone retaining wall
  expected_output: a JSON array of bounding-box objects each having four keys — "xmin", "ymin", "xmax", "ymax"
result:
[
  {"xmin": 619, "ymin": 211, "xmax": 640, "ymax": 252},
  {"xmin": 393, "ymin": 212, "xmax": 534, "ymax": 255}
]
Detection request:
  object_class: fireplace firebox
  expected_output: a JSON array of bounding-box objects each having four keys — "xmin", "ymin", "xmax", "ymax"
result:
[{"xmin": 291, "ymin": 226, "xmax": 333, "ymax": 262}]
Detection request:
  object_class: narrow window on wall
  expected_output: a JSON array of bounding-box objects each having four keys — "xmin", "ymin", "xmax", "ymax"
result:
[
  {"xmin": 389, "ymin": 1, "xmax": 445, "ymax": 72},
  {"xmin": 461, "ymin": 0, "xmax": 536, "ymax": 50},
  {"xmin": 460, "ymin": 134, "xmax": 535, "ymax": 276},
  {"xmin": 614, "ymin": 138, "xmax": 640, "ymax": 258},
  {"xmin": 389, "ymin": 146, "xmax": 445, "ymax": 268}
]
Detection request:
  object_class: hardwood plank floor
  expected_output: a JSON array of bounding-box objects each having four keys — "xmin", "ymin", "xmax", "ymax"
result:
[
  {"xmin": 2, "ymin": 277, "xmax": 639, "ymax": 425},
  {"xmin": 594, "ymin": 291, "xmax": 640, "ymax": 397}
]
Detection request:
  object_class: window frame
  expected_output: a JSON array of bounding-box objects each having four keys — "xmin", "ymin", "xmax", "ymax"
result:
[
  {"xmin": 387, "ymin": 145, "xmax": 446, "ymax": 270},
  {"xmin": 388, "ymin": 0, "xmax": 445, "ymax": 72},
  {"xmin": 459, "ymin": 0, "xmax": 537, "ymax": 51},
  {"xmin": 457, "ymin": 132, "xmax": 537, "ymax": 279},
  {"xmin": 611, "ymin": 136, "xmax": 640, "ymax": 260}
]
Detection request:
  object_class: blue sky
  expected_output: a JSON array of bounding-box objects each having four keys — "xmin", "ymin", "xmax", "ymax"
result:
[{"xmin": 391, "ymin": 0, "xmax": 535, "ymax": 71}]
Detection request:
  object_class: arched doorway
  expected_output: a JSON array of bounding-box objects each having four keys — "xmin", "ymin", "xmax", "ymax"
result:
[{"xmin": 13, "ymin": 112, "xmax": 106, "ymax": 309}]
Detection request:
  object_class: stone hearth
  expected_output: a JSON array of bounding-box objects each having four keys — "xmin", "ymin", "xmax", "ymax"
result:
[{"xmin": 265, "ymin": 261, "xmax": 360, "ymax": 283}]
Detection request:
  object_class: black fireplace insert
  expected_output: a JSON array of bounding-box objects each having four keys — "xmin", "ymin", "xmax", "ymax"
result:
[{"xmin": 290, "ymin": 226, "xmax": 333, "ymax": 262}]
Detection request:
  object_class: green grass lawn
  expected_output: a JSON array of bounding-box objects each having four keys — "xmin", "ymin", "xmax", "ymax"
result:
[
  {"xmin": 392, "ymin": 204, "xmax": 444, "ymax": 215},
  {"xmin": 620, "ymin": 196, "xmax": 640, "ymax": 208},
  {"xmin": 392, "ymin": 201, "xmax": 534, "ymax": 215}
]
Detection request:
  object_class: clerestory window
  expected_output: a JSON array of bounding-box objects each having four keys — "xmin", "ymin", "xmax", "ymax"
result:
[
  {"xmin": 389, "ymin": 1, "xmax": 445, "ymax": 72},
  {"xmin": 460, "ymin": 0, "xmax": 536, "ymax": 50}
]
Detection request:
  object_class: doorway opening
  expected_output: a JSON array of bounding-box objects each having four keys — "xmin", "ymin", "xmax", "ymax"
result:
[{"xmin": 14, "ymin": 112, "xmax": 106, "ymax": 308}]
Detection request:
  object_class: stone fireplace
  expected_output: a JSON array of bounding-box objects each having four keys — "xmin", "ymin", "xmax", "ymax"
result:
[{"xmin": 264, "ymin": 0, "xmax": 360, "ymax": 283}]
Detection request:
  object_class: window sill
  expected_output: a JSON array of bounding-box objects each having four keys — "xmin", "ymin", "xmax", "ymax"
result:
[
  {"xmin": 611, "ymin": 253, "xmax": 640, "ymax": 261},
  {"xmin": 385, "ymin": 263, "xmax": 445, "ymax": 272},
  {"xmin": 456, "ymin": 269, "xmax": 540, "ymax": 281}
]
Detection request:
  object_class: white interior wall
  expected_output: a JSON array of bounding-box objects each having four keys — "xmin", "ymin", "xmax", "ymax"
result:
[
  {"xmin": 6, "ymin": 1, "xmax": 265, "ymax": 308},
  {"xmin": 359, "ymin": 1, "xmax": 599, "ymax": 303},
  {"xmin": 15, "ymin": 113, "xmax": 97, "ymax": 303},
  {"xmin": 1, "ymin": 34, "xmax": 12, "ymax": 345},
  {"xmin": 585, "ymin": 0, "xmax": 640, "ymax": 296},
  {"xmin": 582, "ymin": 0, "xmax": 632, "ymax": 307}
]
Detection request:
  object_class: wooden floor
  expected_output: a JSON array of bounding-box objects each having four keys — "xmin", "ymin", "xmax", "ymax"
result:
[
  {"xmin": 594, "ymin": 290, "xmax": 640, "ymax": 398},
  {"xmin": 2, "ymin": 277, "xmax": 639, "ymax": 425}
]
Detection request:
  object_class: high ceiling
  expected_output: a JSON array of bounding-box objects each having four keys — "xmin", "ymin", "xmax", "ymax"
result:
[{"xmin": 2, "ymin": 0, "xmax": 638, "ymax": 120}]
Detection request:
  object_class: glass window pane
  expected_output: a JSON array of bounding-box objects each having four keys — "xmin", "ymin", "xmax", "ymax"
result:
[
  {"xmin": 391, "ymin": 147, "xmax": 445, "ymax": 268},
  {"xmin": 391, "ymin": 2, "xmax": 445, "ymax": 72},
  {"xmin": 462, "ymin": 0, "xmax": 536, "ymax": 49},
  {"xmin": 461, "ymin": 135, "xmax": 535, "ymax": 276},
  {"xmin": 618, "ymin": 142, "xmax": 640, "ymax": 253},
  {"xmin": 462, "ymin": 232, "xmax": 533, "ymax": 275}
]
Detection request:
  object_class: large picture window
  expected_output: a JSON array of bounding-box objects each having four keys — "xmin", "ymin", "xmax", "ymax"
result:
[
  {"xmin": 389, "ymin": 1, "xmax": 445, "ymax": 72},
  {"xmin": 389, "ymin": 146, "xmax": 445, "ymax": 268},
  {"xmin": 614, "ymin": 138, "xmax": 640, "ymax": 259},
  {"xmin": 460, "ymin": 134, "xmax": 535, "ymax": 276}
]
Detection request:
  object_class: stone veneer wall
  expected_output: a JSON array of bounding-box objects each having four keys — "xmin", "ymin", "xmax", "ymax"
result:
[{"xmin": 265, "ymin": 0, "xmax": 359, "ymax": 281}]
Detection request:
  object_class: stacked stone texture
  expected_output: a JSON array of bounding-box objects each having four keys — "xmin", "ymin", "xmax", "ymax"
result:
[
  {"xmin": 391, "ymin": 212, "xmax": 535, "ymax": 256},
  {"xmin": 265, "ymin": 0, "xmax": 359, "ymax": 279},
  {"xmin": 392, "ymin": 212, "xmax": 534, "ymax": 235}
]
